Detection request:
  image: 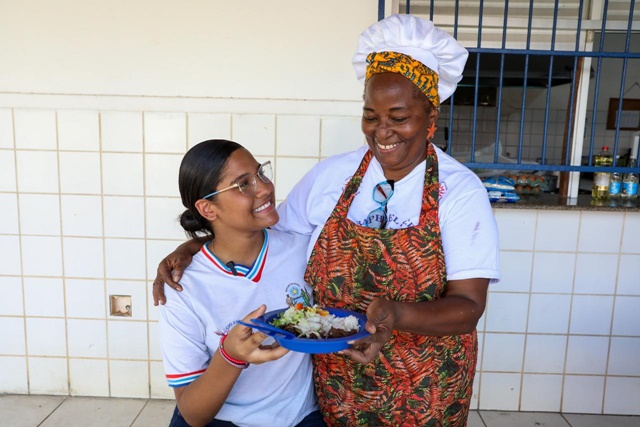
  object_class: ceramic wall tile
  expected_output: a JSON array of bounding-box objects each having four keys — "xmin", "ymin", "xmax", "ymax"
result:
[
  {"xmin": 144, "ymin": 154, "xmax": 182, "ymax": 197},
  {"xmin": 62, "ymin": 237, "xmax": 104, "ymax": 278},
  {"xmin": 57, "ymin": 110, "xmax": 99, "ymax": 151},
  {"xmin": 520, "ymin": 374, "xmax": 563, "ymax": 412},
  {"xmin": 0, "ymin": 276, "xmax": 24, "ymax": 316},
  {"xmin": 13, "ymin": 110, "xmax": 56, "ymax": 149},
  {"xmin": 574, "ymin": 253, "xmax": 618, "ymax": 294},
  {"xmin": 0, "ymin": 356, "xmax": 28, "ymax": 393},
  {"xmin": 108, "ymin": 321, "xmax": 148, "ymax": 360},
  {"xmin": 478, "ymin": 372, "xmax": 521, "ymax": 410},
  {"xmin": 617, "ymin": 254, "xmax": 640, "ymax": 295},
  {"xmin": 147, "ymin": 322, "xmax": 161, "ymax": 360},
  {"xmin": 274, "ymin": 157, "xmax": 318, "ymax": 201},
  {"xmin": 527, "ymin": 294, "xmax": 571, "ymax": 333},
  {"xmin": 145, "ymin": 197, "xmax": 185, "ymax": 239},
  {"xmin": 565, "ymin": 336, "xmax": 609, "ymax": 375},
  {"xmin": 67, "ymin": 319, "xmax": 108, "ymax": 358},
  {"xmin": 0, "ymin": 109, "xmax": 13, "ymax": 148},
  {"xmin": 612, "ymin": 296, "xmax": 640, "ymax": 336},
  {"xmin": 232, "ymin": 114, "xmax": 275, "ymax": 156},
  {"xmin": 493, "ymin": 209, "xmax": 537, "ymax": 251},
  {"xmin": 60, "ymin": 195, "xmax": 103, "ymax": 237},
  {"xmin": 104, "ymin": 239, "xmax": 146, "ymax": 280},
  {"xmin": 150, "ymin": 361, "xmax": 174, "ymax": 399},
  {"xmin": 25, "ymin": 318, "xmax": 66, "ymax": 357},
  {"xmin": 0, "ymin": 150, "xmax": 16, "ymax": 192},
  {"xmin": 621, "ymin": 214, "xmax": 640, "ymax": 254},
  {"xmin": 106, "ymin": 280, "xmax": 147, "ymax": 321},
  {"xmin": 523, "ymin": 334, "xmax": 567, "ymax": 373},
  {"xmin": 482, "ymin": 333, "xmax": 526, "ymax": 372},
  {"xmin": 531, "ymin": 252, "xmax": 575, "ymax": 293},
  {"xmin": 187, "ymin": 113, "xmax": 231, "ymax": 148},
  {"xmin": 65, "ymin": 279, "xmax": 106, "ymax": 319},
  {"xmin": 145, "ymin": 239, "xmax": 185, "ymax": 285},
  {"xmin": 607, "ymin": 337, "xmax": 640, "ymax": 376},
  {"xmin": 569, "ymin": 295, "xmax": 614, "ymax": 335},
  {"xmin": 485, "ymin": 292, "xmax": 529, "ymax": 333},
  {"xmin": 69, "ymin": 358, "xmax": 110, "ymax": 397},
  {"xmin": 103, "ymin": 196, "xmax": 145, "ymax": 238},
  {"xmin": 276, "ymin": 115, "xmax": 320, "ymax": 157},
  {"xmin": 496, "ymin": 251, "xmax": 532, "ymax": 292},
  {"xmin": 0, "ymin": 194, "xmax": 19, "ymax": 234},
  {"xmin": 0, "ymin": 236, "xmax": 21, "ymax": 275},
  {"xmin": 101, "ymin": 111, "xmax": 143, "ymax": 152},
  {"xmin": 578, "ymin": 211, "xmax": 623, "ymax": 253},
  {"xmin": 28, "ymin": 357, "xmax": 69, "ymax": 395},
  {"xmin": 102, "ymin": 153, "xmax": 144, "ymax": 196},
  {"xmin": 23, "ymin": 277, "xmax": 64, "ymax": 317},
  {"xmin": 19, "ymin": 194, "xmax": 61, "ymax": 236},
  {"xmin": 21, "ymin": 236, "xmax": 62, "ymax": 277},
  {"xmin": 144, "ymin": 112, "xmax": 187, "ymax": 154},
  {"xmin": 603, "ymin": 377, "xmax": 640, "ymax": 415},
  {"xmin": 16, "ymin": 151, "xmax": 59, "ymax": 193},
  {"xmin": 109, "ymin": 360, "xmax": 149, "ymax": 398},
  {"xmin": 535, "ymin": 210, "xmax": 580, "ymax": 252},
  {"xmin": 562, "ymin": 375, "xmax": 604, "ymax": 413},
  {"xmin": 0, "ymin": 317, "xmax": 26, "ymax": 355},
  {"xmin": 59, "ymin": 152, "xmax": 101, "ymax": 194},
  {"xmin": 320, "ymin": 117, "xmax": 364, "ymax": 158}
]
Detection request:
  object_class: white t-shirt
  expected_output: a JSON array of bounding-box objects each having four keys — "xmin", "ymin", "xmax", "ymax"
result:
[
  {"xmin": 159, "ymin": 229, "xmax": 317, "ymax": 427},
  {"xmin": 276, "ymin": 145, "xmax": 500, "ymax": 283}
]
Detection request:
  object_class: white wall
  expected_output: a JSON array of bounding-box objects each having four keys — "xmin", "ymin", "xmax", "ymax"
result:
[{"xmin": 0, "ymin": 0, "xmax": 375, "ymax": 100}]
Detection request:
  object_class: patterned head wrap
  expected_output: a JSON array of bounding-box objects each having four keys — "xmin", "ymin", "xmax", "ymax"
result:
[
  {"xmin": 353, "ymin": 14, "xmax": 468, "ymax": 109},
  {"xmin": 365, "ymin": 51, "xmax": 440, "ymax": 108}
]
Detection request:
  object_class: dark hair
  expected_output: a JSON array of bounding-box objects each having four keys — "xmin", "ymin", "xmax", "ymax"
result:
[{"xmin": 178, "ymin": 139, "xmax": 243, "ymax": 239}]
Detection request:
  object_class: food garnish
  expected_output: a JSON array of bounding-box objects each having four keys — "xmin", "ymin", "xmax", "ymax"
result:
[{"xmin": 271, "ymin": 305, "xmax": 360, "ymax": 339}]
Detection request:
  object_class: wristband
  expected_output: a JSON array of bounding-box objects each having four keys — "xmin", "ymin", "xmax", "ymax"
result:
[{"xmin": 219, "ymin": 334, "xmax": 250, "ymax": 369}]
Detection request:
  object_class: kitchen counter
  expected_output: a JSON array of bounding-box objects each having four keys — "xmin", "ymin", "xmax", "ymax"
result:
[{"xmin": 491, "ymin": 194, "xmax": 640, "ymax": 211}]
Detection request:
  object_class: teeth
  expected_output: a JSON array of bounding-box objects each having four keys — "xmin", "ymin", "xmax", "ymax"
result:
[
  {"xmin": 254, "ymin": 201, "xmax": 272, "ymax": 213},
  {"xmin": 377, "ymin": 142, "xmax": 399, "ymax": 150}
]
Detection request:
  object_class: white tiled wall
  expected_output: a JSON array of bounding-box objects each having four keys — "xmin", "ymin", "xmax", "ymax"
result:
[{"xmin": 0, "ymin": 104, "xmax": 639, "ymax": 415}]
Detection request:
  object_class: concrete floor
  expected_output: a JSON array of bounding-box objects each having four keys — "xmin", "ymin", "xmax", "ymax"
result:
[{"xmin": 1, "ymin": 394, "xmax": 639, "ymax": 427}]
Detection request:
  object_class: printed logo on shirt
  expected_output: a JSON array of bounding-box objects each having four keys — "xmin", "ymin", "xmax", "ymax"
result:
[
  {"xmin": 285, "ymin": 283, "xmax": 312, "ymax": 307},
  {"xmin": 439, "ymin": 182, "xmax": 447, "ymax": 198},
  {"xmin": 355, "ymin": 214, "xmax": 416, "ymax": 229}
]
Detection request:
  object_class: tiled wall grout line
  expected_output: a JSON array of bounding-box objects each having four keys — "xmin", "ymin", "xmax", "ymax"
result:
[
  {"xmin": 97, "ymin": 110, "xmax": 110, "ymax": 398},
  {"xmin": 11, "ymin": 107, "xmax": 30, "ymax": 394},
  {"xmin": 141, "ymin": 110, "xmax": 151, "ymax": 399},
  {"xmin": 601, "ymin": 210, "xmax": 627, "ymax": 412},
  {"xmin": 54, "ymin": 110, "xmax": 73, "ymax": 395},
  {"xmin": 518, "ymin": 210, "xmax": 539, "ymax": 411}
]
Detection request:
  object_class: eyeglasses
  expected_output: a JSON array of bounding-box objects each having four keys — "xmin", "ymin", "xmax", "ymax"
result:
[
  {"xmin": 202, "ymin": 161, "xmax": 273, "ymax": 199},
  {"xmin": 365, "ymin": 180, "xmax": 395, "ymax": 228}
]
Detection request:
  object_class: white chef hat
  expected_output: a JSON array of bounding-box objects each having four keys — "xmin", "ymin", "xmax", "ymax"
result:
[{"xmin": 352, "ymin": 14, "xmax": 468, "ymax": 107}]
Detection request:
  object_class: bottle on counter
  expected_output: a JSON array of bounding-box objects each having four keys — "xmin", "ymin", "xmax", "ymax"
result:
[
  {"xmin": 592, "ymin": 146, "xmax": 613, "ymax": 200},
  {"xmin": 622, "ymin": 157, "xmax": 638, "ymax": 199},
  {"xmin": 609, "ymin": 156, "xmax": 622, "ymax": 198}
]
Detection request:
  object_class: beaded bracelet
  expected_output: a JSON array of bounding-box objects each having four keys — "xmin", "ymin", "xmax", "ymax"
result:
[{"xmin": 219, "ymin": 334, "xmax": 250, "ymax": 369}]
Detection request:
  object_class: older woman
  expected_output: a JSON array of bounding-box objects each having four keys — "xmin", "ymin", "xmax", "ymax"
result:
[{"xmin": 155, "ymin": 14, "xmax": 499, "ymax": 426}]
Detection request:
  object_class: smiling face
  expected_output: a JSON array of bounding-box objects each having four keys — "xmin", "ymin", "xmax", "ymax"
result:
[
  {"xmin": 197, "ymin": 148, "xmax": 278, "ymax": 237},
  {"xmin": 362, "ymin": 72, "xmax": 438, "ymax": 182}
]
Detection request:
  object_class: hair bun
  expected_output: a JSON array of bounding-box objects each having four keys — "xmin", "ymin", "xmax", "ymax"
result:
[{"xmin": 179, "ymin": 209, "xmax": 205, "ymax": 233}]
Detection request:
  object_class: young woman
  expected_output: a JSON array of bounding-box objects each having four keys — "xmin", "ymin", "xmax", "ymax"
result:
[{"xmin": 159, "ymin": 139, "xmax": 323, "ymax": 427}]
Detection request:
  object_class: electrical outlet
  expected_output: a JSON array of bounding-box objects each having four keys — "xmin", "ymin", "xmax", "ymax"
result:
[{"xmin": 109, "ymin": 295, "xmax": 132, "ymax": 317}]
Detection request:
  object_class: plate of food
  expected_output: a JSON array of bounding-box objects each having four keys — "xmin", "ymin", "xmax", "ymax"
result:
[{"xmin": 238, "ymin": 305, "xmax": 370, "ymax": 354}]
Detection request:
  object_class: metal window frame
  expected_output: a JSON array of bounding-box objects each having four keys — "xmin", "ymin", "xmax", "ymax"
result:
[{"xmin": 378, "ymin": 0, "xmax": 640, "ymax": 198}]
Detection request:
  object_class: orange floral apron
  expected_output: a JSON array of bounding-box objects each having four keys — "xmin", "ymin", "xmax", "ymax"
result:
[{"xmin": 304, "ymin": 144, "xmax": 477, "ymax": 426}]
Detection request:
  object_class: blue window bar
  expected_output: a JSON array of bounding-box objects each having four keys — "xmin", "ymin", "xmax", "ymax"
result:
[{"xmin": 379, "ymin": 0, "xmax": 640, "ymax": 198}]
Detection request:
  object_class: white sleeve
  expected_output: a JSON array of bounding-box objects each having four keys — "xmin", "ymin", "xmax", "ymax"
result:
[
  {"xmin": 275, "ymin": 165, "xmax": 318, "ymax": 236},
  {"xmin": 158, "ymin": 285, "xmax": 211, "ymax": 387},
  {"xmin": 440, "ymin": 185, "xmax": 501, "ymax": 284}
]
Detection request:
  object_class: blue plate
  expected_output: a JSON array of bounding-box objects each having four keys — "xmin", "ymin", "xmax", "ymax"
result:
[{"xmin": 241, "ymin": 307, "xmax": 370, "ymax": 354}]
